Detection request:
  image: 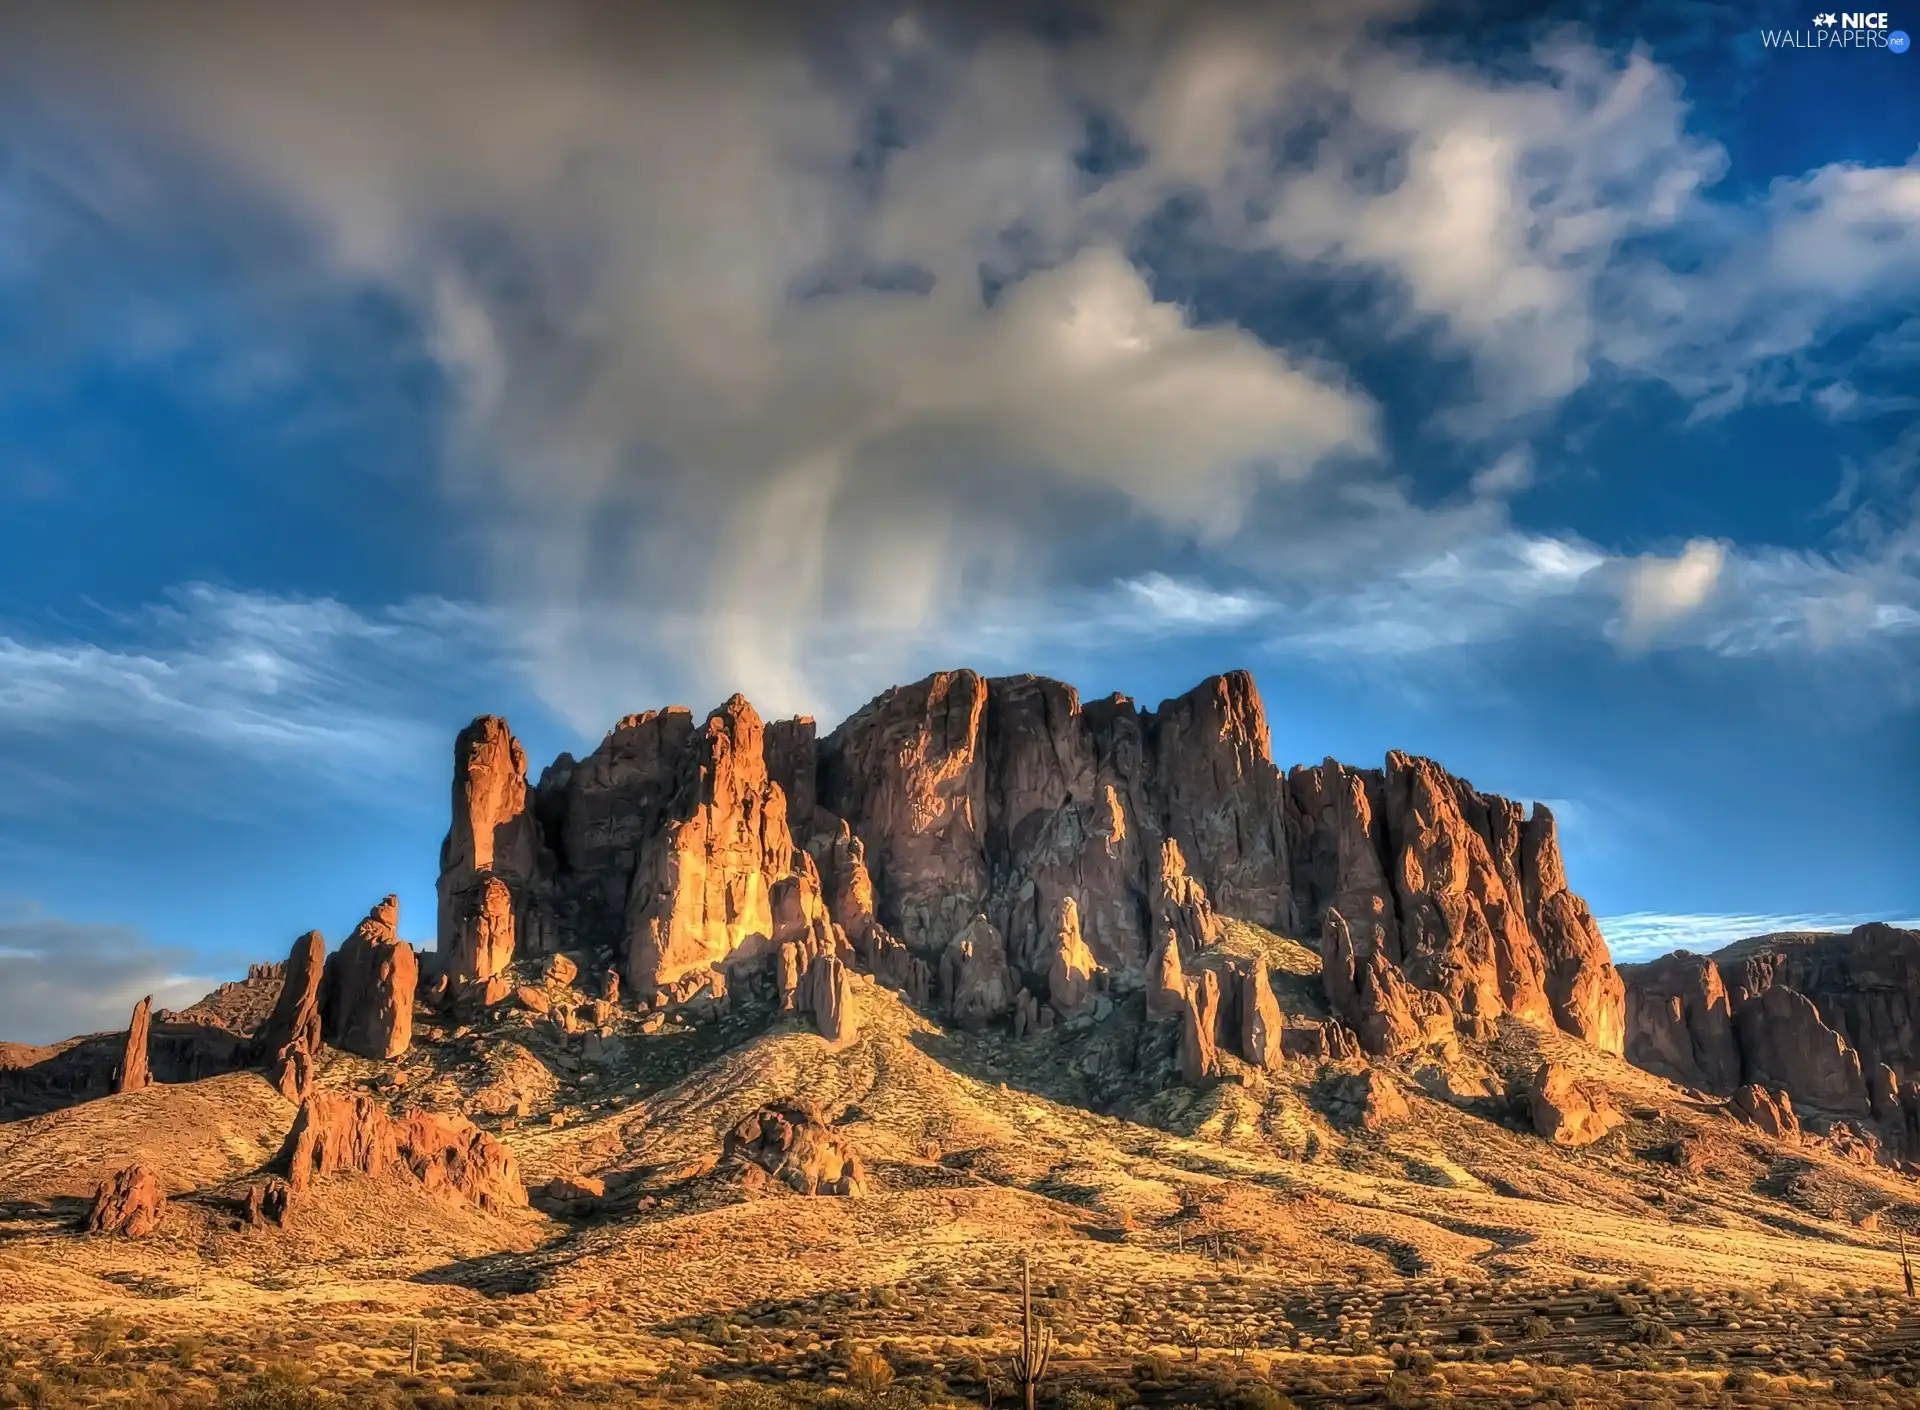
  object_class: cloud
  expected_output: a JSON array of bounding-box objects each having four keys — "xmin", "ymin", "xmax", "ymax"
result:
[
  {"xmin": 1600, "ymin": 152, "xmax": 1920, "ymax": 415},
  {"xmin": 3, "ymin": 1, "xmax": 1917, "ymax": 725},
  {"xmin": 1616, "ymin": 538, "xmax": 1726, "ymax": 644},
  {"xmin": 1470, "ymin": 449, "xmax": 1534, "ymax": 498},
  {"xmin": 1598, "ymin": 910, "xmax": 1920, "ymax": 963},
  {"xmin": 0, "ymin": 585, "xmax": 521, "ymax": 791},
  {"xmin": 0, "ymin": 901, "xmax": 217, "ymax": 1046}
]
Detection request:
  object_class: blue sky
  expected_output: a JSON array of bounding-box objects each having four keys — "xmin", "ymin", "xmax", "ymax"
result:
[{"xmin": 1, "ymin": 0, "xmax": 1916, "ymax": 1041}]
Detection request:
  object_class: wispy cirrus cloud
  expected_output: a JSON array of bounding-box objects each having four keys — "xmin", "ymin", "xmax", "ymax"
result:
[
  {"xmin": 1599, "ymin": 910, "xmax": 1920, "ymax": 963},
  {"xmin": 0, "ymin": 585, "xmax": 524, "ymax": 790}
]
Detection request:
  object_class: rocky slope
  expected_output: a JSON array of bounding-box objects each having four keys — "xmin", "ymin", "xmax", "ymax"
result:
[{"xmin": 5, "ymin": 665, "xmax": 1913, "ymax": 1190}]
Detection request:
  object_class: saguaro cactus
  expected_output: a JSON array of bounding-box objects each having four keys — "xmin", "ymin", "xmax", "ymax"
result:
[{"xmin": 1006, "ymin": 1253, "xmax": 1053, "ymax": 1410}]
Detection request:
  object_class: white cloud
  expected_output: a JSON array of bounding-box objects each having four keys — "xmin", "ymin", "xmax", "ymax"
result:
[
  {"xmin": 2, "ymin": 3, "xmax": 1916, "ymax": 721},
  {"xmin": 1616, "ymin": 538, "xmax": 1726, "ymax": 644},
  {"xmin": 1120, "ymin": 573, "xmax": 1269, "ymax": 628},
  {"xmin": 0, "ymin": 585, "xmax": 519, "ymax": 782},
  {"xmin": 0, "ymin": 900, "xmax": 217, "ymax": 1046}
]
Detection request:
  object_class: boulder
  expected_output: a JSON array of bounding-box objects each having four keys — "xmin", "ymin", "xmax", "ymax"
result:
[
  {"xmin": 1327, "ymin": 1069, "xmax": 1411, "ymax": 1130},
  {"xmin": 514, "ymin": 985, "xmax": 552, "ymax": 1016},
  {"xmin": 280, "ymin": 1091, "xmax": 525, "ymax": 1210},
  {"xmin": 721, "ymin": 1100, "xmax": 868, "ymax": 1196},
  {"xmin": 1527, "ymin": 1062, "xmax": 1625, "ymax": 1147},
  {"xmin": 1731, "ymin": 1083, "xmax": 1800, "ymax": 1139},
  {"xmin": 257, "ymin": 930, "xmax": 326, "ymax": 1102},
  {"xmin": 113, "ymin": 996, "xmax": 154, "ymax": 1095},
  {"xmin": 86, "ymin": 1162, "xmax": 166, "ymax": 1237},
  {"xmin": 320, "ymin": 896, "xmax": 417, "ymax": 1060}
]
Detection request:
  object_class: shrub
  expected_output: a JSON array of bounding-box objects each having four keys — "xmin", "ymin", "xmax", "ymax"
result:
[
  {"xmin": 219, "ymin": 1366, "xmax": 330, "ymax": 1410},
  {"xmin": 848, "ymin": 1351, "xmax": 894, "ymax": 1399},
  {"xmin": 1226, "ymin": 1386, "xmax": 1296, "ymax": 1410},
  {"xmin": 1131, "ymin": 1354, "xmax": 1175, "ymax": 1385}
]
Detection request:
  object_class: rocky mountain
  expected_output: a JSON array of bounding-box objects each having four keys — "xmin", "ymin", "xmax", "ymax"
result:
[
  {"xmin": 5, "ymin": 665, "xmax": 1920, "ymax": 1405},
  {"xmin": 1623, "ymin": 922, "xmax": 1920, "ymax": 1160},
  {"xmin": 424, "ymin": 670, "xmax": 1626, "ymax": 1084}
]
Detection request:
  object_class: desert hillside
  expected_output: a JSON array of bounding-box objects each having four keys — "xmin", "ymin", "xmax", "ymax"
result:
[{"xmin": 3, "ymin": 670, "xmax": 1918, "ymax": 1409}]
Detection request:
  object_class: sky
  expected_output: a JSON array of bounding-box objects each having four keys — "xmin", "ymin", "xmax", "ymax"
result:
[{"xmin": 0, "ymin": 0, "xmax": 1916, "ymax": 1042}]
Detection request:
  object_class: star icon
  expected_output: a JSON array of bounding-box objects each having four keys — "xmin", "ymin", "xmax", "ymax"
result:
[{"xmin": 1814, "ymin": 11, "xmax": 1838, "ymax": 23}]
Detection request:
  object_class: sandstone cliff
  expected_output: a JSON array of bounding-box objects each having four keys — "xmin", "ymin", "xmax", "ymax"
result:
[
  {"xmin": 1623, "ymin": 924, "xmax": 1920, "ymax": 1160},
  {"xmin": 428, "ymin": 669, "xmax": 1627, "ymax": 1064}
]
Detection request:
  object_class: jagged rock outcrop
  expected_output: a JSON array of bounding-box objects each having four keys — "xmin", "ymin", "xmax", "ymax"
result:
[
  {"xmin": 1622, "ymin": 951, "xmax": 1741, "ymax": 1094},
  {"xmin": 113, "ymin": 996, "xmax": 153, "ymax": 1095},
  {"xmin": 625, "ymin": 696, "xmax": 795, "ymax": 996},
  {"xmin": 1150, "ymin": 672, "xmax": 1294, "ymax": 931},
  {"xmin": 1177, "ymin": 968, "xmax": 1225, "ymax": 1081},
  {"xmin": 1522, "ymin": 806, "xmax": 1627, "ymax": 1052},
  {"xmin": 1527, "ymin": 1062, "xmax": 1624, "ymax": 1147},
  {"xmin": 423, "ymin": 668, "xmax": 1628, "ymax": 1066},
  {"xmin": 438, "ymin": 716, "xmax": 552, "ymax": 984},
  {"xmin": 394, "ymin": 1109, "xmax": 529, "ymax": 1211},
  {"xmin": 1290, "ymin": 754, "xmax": 1624, "ymax": 1056},
  {"xmin": 941, "ymin": 915, "xmax": 1018, "ymax": 1030},
  {"xmin": 86, "ymin": 1162, "xmax": 166, "ymax": 1237},
  {"xmin": 257, "ymin": 930, "xmax": 326, "ymax": 1102},
  {"xmin": 1615, "ymin": 926, "xmax": 1920, "ymax": 1168},
  {"xmin": 281, "ymin": 1091, "xmax": 525, "ymax": 1211},
  {"xmin": 722, "ymin": 1099, "xmax": 868, "ymax": 1195},
  {"xmin": 817, "ymin": 671, "xmax": 1285, "ymax": 978},
  {"xmin": 1384, "ymin": 753, "xmax": 1554, "ymax": 1029},
  {"xmin": 1236, "ymin": 959, "xmax": 1284, "ymax": 1071},
  {"xmin": 244, "ymin": 1178, "xmax": 293, "ymax": 1228},
  {"xmin": 797, "ymin": 953, "xmax": 862, "ymax": 1048},
  {"xmin": 1043, "ymin": 896, "xmax": 1099, "ymax": 1017},
  {"xmin": 320, "ymin": 897, "xmax": 416, "ymax": 1060},
  {"xmin": 1732, "ymin": 1082, "xmax": 1800, "ymax": 1139},
  {"xmin": 1320, "ymin": 908, "xmax": 1450, "ymax": 1057},
  {"xmin": 1734, "ymin": 981, "xmax": 1869, "ymax": 1114}
]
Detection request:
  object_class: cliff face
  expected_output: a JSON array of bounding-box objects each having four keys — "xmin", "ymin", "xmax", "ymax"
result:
[
  {"xmin": 1623, "ymin": 924, "xmax": 1920, "ymax": 1157},
  {"xmin": 428, "ymin": 669, "xmax": 1626, "ymax": 1061}
]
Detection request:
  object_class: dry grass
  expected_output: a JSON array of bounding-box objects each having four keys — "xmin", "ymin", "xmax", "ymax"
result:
[{"xmin": 7, "ymin": 959, "xmax": 1920, "ymax": 1407}]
